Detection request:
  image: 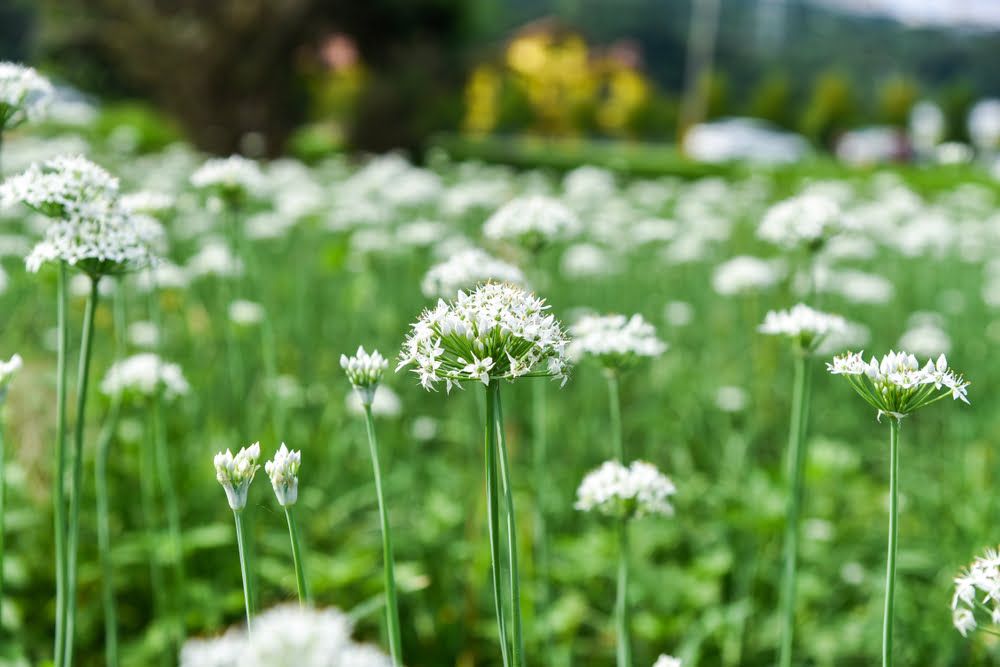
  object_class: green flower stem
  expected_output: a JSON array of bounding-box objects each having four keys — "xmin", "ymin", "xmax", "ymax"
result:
[
  {"xmin": 883, "ymin": 418, "xmax": 901, "ymax": 667},
  {"xmin": 0, "ymin": 409, "xmax": 6, "ymax": 635},
  {"xmin": 485, "ymin": 383, "xmax": 511, "ymax": 667},
  {"xmin": 606, "ymin": 371, "xmax": 624, "ymax": 461},
  {"xmin": 363, "ymin": 404, "xmax": 403, "ymax": 666},
  {"xmin": 493, "ymin": 382, "xmax": 526, "ymax": 667},
  {"xmin": 144, "ymin": 288, "xmax": 187, "ymax": 646},
  {"xmin": 152, "ymin": 388, "xmax": 186, "ymax": 649},
  {"xmin": 615, "ymin": 519, "xmax": 632, "ymax": 667},
  {"xmin": 531, "ymin": 380, "xmax": 551, "ymax": 619},
  {"xmin": 139, "ymin": 409, "xmax": 168, "ymax": 662},
  {"xmin": 63, "ymin": 275, "xmax": 100, "ymax": 667},
  {"xmin": 53, "ymin": 264, "xmax": 69, "ymax": 665},
  {"xmin": 95, "ymin": 282, "xmax": 126, "ymax": 667},
  {"xmin": 778, "ymin": 351, "xmax": 813, "ymax": 667},
  {"xmin": 283, "ymin": 506, "xmax": 310, "ymax": 605},
  {"xmin": 233, "ymin": 509, "xmax": 255, "ymax": 632}
]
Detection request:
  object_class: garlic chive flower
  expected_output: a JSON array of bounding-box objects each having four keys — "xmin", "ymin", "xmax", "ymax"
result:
[
  {"xmin": 100, "ymin": 353, "xmax": 190, "ymax": 402},
  {"xmin": 264, "ymin": 444, "xmax": 301, "ymax": 507},
  {"xmin": 952, "ymin": 546, "xmax": 1000, "ymax": 637},
  {"xmin": 398, "ymin": 282, "xmax": 570, "ymax": 392},
  {"xmin": 758, "ymin": 192, "xmax": 841, "ymax": 251},
  {"xmin": 0, "ymin": 353, "xmax": 22, "ymax": 401},
  {"xmin": 759, "ymin": 303, "xmax": 848, "ymax": 353},
  {"xmin": 653, "ymin": 656, "xmax": 683, "ymax": 667},
  {"xmin": 483, "ymin": 195, "xmax": 581, "ymax": 250},
  {"xmin": 0, "ymin": 154, "xmax": 119, "ymax": 218},
  {"xmin": 214, "ymin": 442, "xmax": 261, "ymax": 511},
  {"xmin": 420, "ymin": 247, "xmax": 526, "ymax": 299},
  {"xmin": 575, "ymin": 460, "xmax": 676, "ymax": 520},
  {"xmin": 341, "ymin": 346, "xmax": 389, "ymax": 407},
  {"xmin": 0, "ymin": 62, "xmax": 54, "ymax": 130},
  {"xmin": 190, "ymin": 155, "xmax": 265, "ymax": 203},
  {"xmin": 567, "ymin": 313, "xmax": 667, "ymax": 370},
  {"xmin": 827, "ymin": 350, "xmax": 969, "ymax": 421}
]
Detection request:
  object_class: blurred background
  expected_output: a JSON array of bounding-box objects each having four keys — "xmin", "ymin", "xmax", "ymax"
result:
[
  {"xmin": 4, "ymin": 0, "xmax": 1000, "ymax": 166},
  {"xmin": 7, "ymin": 2, "xmax": 1000, "ymax": 667}
]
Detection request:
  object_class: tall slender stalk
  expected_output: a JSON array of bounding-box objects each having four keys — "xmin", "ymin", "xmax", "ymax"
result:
[
  {"xmin": 145, "ymin": 287, "xmax": 187, "ymax": 650},
  {"xmin": 95, "ymin": 282, "xmax": 125, "ymax": 667},
  {"xmin": 363, "ymin": 405, "xmax": 403, "ymax": 666},
  {"xmin": 485, "ymin": 383, "xmax": 511, "ymax": 667},
  {"xmin": 151, "ymin": 389, "xmax": 185, "ymax": 650},
  {"xmin": 883, "ymin": 419, "xmax": 900, "ymax": 667},
  {"xmin": 615, "ymin": 520, "xmax": 632, "ymax": 667},
  {"xmin": 0, "ymin": 410, "xmax": 6, "ymax": 633},
  {"xmin": 233, "ymin": 509, "xmax": 254, "ymax": 632},
  {"xmin": 139, "ymin": 407, "xmax": 168, "ymax": 665},
  {"xmin": 64, "ymin": 275, "xmax": 100, "ymax": 667},
  {"xmin": 53, "ymin": 264, "xmax": 69, "ymax": 665},
  {"xmin": 778, "ymin": 351, "xmax": 812, "ymax": 667},
  {"xmin": 531, "ymin": 380, "xmax": 550, "ymax": 619},
  {"xmin": 493, "ymin": 383, "xmax": 525, "ymax": 667},
  {"xmin": 606, "ymin": 371, "xmax": 624, "ymax": 461},
  {"xmin": 283, "ymin": 506, "xmax": 309, "ymax": 604}
]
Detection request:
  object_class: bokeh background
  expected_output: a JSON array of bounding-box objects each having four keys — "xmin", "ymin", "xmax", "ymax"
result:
[{"xmin": 4, "ymin": 2, "xmax": 1000, "ymax": 667}]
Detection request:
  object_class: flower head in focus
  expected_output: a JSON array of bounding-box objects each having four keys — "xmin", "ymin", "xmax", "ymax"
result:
[
  {"xmin": 758, "ymin": 192, "xmax": 841, "ymax": 251},
  {"xmin": 398, "ymin": 282, "xmax": 570, "ymax": 392},
  {"xmin": 100, "ymin": 353, "xmax": 190, "ymax": 402},
  {"xmin": 0, "ymin": 353, "xmax": 22, "ymax": 401},
  {"xmin": 190, "ymin": 155, "xmax": 265, "ymax": 204},
  {"xmin": 341, "ymin": 346, "xmax": 388, "ymax": 407},
  {"xmin": 759, "ymin": 303, "xmax": 848, "ymax": 353},
  {"xmin": 0, "ymin": 62, "xmax": 54, "ymax": 130},
  {"xmin": 0, "ymin": 154, "xmax": 118, "ymax": 218},
  {"xmin": 952, "ymin": 546, "xmax": 1000, "ymax": 638},
  {"xmin": 567, "ymin": 313, "xmax": 666, "ymax": 371},
  {"xmin": 827, "ymin": 350, "xmax": 969, "ymax": 421},
  {"xmin": 483, "ymin": 195, "xmax": 581, "ymax": 251},
  {"xmin": 575, "ymin": 460, "xmax": 676, "ymax": 520},
  {"xmin": 265, "ymin": 443, "xmax": 301, "ymax": 507},
  {"xmin": 421, "ymin": 248, "xmax": 526, "ymax": 299},
  {"xmin": 214, "ymin": 442, "xmax": 261, "ymax": 511}
]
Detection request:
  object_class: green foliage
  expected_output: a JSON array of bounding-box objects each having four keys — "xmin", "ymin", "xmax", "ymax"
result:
[
  {"xmin": 748, "ymin": 73, "xmax": 795, "ymax": 131},
  {"xmin": 800, "ymin": 70, "xmax": 858, "ymax": 147},
  {"xmin": 877, "ymin": 75, "xmax": 919, "ymax": 128}
]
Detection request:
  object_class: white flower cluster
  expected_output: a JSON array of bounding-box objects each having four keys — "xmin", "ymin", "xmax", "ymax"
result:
[
  {"xmin": 265, "ymin": 443, "xmax": 301, "ymax": 507},
  {"xmin": 758, "ymin": 192, "xmax": 841, "ymax": 250},
  {"xmin": 420, "ymin": 248, "xmax": 526, "ymax": 299},
  {"xmin": 759, "ymin": 303, "xmax": 848, "ymax": 352},
  {"xmin": 574, "ymin": 460, "xmax": 676, "ymax": 520},
  {"xmin": 398, "ymin": 282, "xmax": 570, "ymax": 392},
  {"xmin": 0, "ymin": 353, "xmax": 22, "ymax": 399},
  {"xmin": 340, "ymin": 346, "xmax": 388, "ymax": 407},
  {"xmin": 120, "ymin": 190, "xmax": 175, "ymax": 216},
  {"xmin": 653, "ymin": 656, "xmax": 682, "ymax": 667},
  {"xmin": 228, "ymin": 300, "xmax": 265, "ymax": 326},
  {"xmin": 567, "ymin": 313, "xmax": 666, "ymax": 369},
  {"xmin": 827, "ymin": 350, "xmax": 970, "ymax": 420},
  {"xmin": 483, "ymin": 195, "xmax": 581, "ymax": 249},
  {"xmin": 0, "ymin": 154, "xmax": 118, "ymax": 218},
  {"xmin": 952, "ymin": 546, "xmax": 1000, "ymax": 638},
  {"xmin": 25, "ymin": 202, "xmax": 160, "ymax": 275},
  {"xmin": 214, "ymin": 442, "xmax": 261, "ymax": 511},
  {"xmin": 0, "ymin": 62, "xmax": 54, "ymax": 130},
  {"xmin": 100, "ymin": 353, "xmax": 190, "ymax": 401},
  {"xmin": 712, "ymin": 256, "xmax": 784, "ymax": 296},
  {"xmin": 180, "ymin": 604, "xmax": 394, "ymax": 667},
  {"xmin": 190, "ymin": 155, "xmax": 265, "ymax": 200},
  {"xmin": 2, "ymin": 155, "xmax": 160, "ymax": 275}
]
